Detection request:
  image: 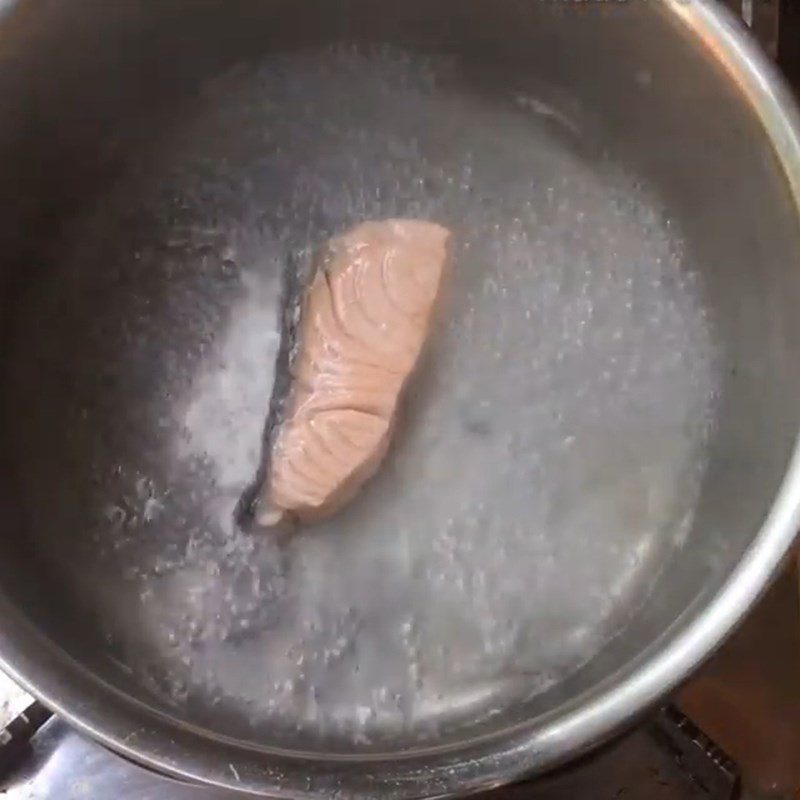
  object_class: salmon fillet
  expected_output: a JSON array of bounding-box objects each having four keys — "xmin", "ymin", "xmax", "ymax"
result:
[{"xmin": 256, "ymin": 219, "xmax": 451, "ymax": 525}]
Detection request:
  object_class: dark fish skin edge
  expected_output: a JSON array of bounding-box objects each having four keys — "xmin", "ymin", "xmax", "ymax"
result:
[{"xmin": 235, "ymin": 247, "xmax": 317, "ymax": 533}]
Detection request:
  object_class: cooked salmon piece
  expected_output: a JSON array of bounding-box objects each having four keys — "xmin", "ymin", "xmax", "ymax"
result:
[{"xmin": 256, "ymin": 219, "xmax": 451, "ymax": 525}]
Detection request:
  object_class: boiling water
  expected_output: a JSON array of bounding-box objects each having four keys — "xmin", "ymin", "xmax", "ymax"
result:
[{"xmin": 4, "ymin": 48, "xmax": 720, "ymax": 749}]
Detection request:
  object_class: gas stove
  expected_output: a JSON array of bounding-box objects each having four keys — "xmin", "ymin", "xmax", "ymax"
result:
[{"xmin": 0, "ymin": 705, "xmax": 742, "ymax": 799}]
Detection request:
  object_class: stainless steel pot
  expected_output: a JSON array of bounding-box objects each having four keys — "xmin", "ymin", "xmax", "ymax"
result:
[{"xmin": 0, "ymin": 0, "xmax": 799, "ymax": 797}]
